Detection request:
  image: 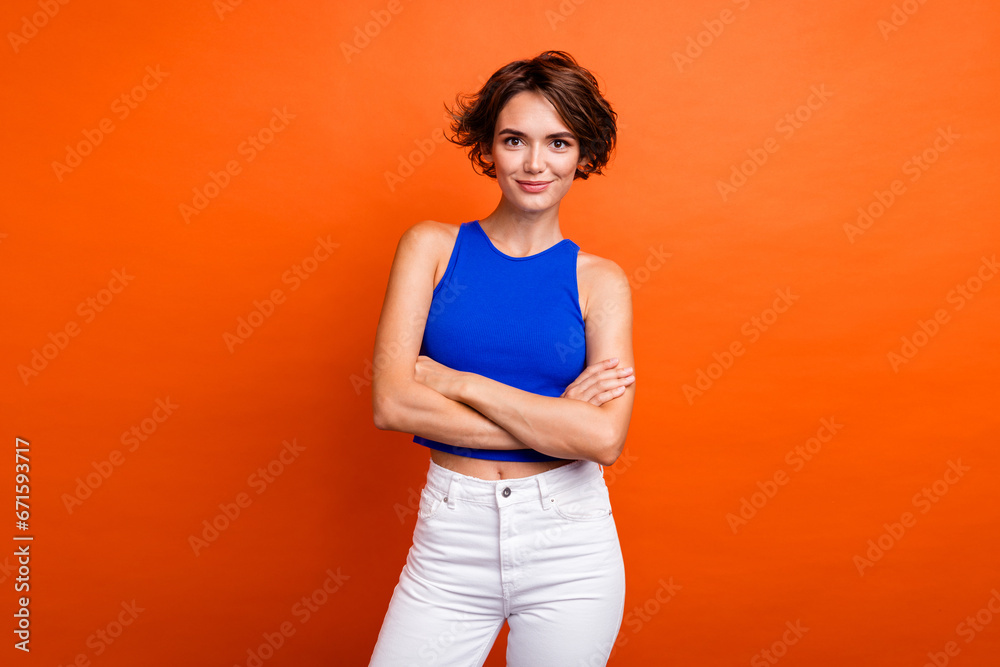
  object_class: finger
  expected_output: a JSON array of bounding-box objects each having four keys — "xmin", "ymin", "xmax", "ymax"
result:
[
  {"xmin": 598, "ymin": 378, "xmax": 629, "ymax": 393},
  {"xmin": 584, "ymin": 358, "xmax": 619, "ymax": 374},
  {"xmin": 568, "ymin": 359, "xmax": 623, "ymax": 397},
  {"xmin": 581, "ymin": 368, "xmax": 632, "ymax": 394},
  {"xmin": 595, "ymin": 375, "xmax": 635, "ymax": 397},
  {"xmin": 580, "ymin": 377, "xmax": 613, "ymax": 398},
  {"xmin": 593, "ymin": 385, "xmax": 627, "ymax": 406}
]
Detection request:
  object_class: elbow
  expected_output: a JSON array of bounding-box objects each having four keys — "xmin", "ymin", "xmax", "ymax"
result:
[
  {"xmin": 373, "ymin": 376, "xmax": 419, "ymax": 432},
  {"xmin": 595, "ymin": 427, "xmax": 626, "ymax": 467},
  {"xmin": 596, "ymin": 448, "xmax": 621, "ymax": 468},
  {"xmin": 372, "ymin": 393, "xmax": 397, "ymax": 431}
]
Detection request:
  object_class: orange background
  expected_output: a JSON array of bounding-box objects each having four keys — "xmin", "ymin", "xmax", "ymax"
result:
[{"xmin": 3, "ymin": 0, "xmax": 999, "ymax": 665}]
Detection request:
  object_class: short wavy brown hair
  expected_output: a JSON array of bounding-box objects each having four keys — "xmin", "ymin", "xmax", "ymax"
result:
[{"xmin": 445, "ymin": 50, "xmax": 617, "ymax": 180}]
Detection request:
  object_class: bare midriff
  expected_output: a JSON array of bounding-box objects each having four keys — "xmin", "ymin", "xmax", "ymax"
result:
[{"xmin": 430, "ymin": 449, "xmax": 575, "ymax": 480}]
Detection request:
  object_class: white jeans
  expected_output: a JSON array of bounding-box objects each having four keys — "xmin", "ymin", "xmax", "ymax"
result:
[{"xmin": 369, "ymin": 458, "xmax": 626, "ymax": 666}]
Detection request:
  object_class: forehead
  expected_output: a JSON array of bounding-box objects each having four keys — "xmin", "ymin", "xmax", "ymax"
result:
[{"xmin": 497, "ymin": 90, "xmax": 573, "ymax": 133}]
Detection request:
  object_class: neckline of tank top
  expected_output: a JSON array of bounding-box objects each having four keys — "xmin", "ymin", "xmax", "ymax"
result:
[{"xmin": 471, "ymin": 220, "xmax": 574, "ymax": 261}]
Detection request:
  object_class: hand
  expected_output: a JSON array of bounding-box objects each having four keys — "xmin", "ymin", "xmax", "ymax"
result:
[
  {"xmin": 560, "ymin": 357, "xmax": 635, "ymax": 406},
  {"xmin": 414, "ymin": 355, "xmax": 464, "ymax": 401}
]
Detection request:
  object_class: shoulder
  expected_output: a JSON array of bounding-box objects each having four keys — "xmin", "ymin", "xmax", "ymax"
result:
[
  {"xmin": 394, "ymin": 219, "xmax": 459, "ymax": 258},
  {"xmin": 392, "ymin": 221, "xmax": 462, "ymax": 291},
  {"xmin": 576, "ymin": 249, "xmax": 631, "ymax": 321},
  {"xmin": 394, "ymin": 220, "xmax": 461, "ymax": 264},
  {"xmin": 577, "ymin": 249, "xmax": 627, "ymax": 283},
  {"xmin": 401, "ymin": 219, "xmax": 458, "ymax": 244}
]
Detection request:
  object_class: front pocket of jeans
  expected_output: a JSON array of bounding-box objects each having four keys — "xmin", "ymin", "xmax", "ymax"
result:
[
  {"xmin": 551, "ymin": 481, "xmax": 613, "ymax": 521},
  {"xmin": 417, "ymin": 487, "xmax": 446, "ymax": 520}
]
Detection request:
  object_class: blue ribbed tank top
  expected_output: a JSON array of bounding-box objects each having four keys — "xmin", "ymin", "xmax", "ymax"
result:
[{"xmin": 412, "ymin": 220, "xmax": 587, "ymax": 462}]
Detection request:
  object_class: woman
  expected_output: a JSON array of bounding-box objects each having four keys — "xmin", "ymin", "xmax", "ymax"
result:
[{"xmin": 369, "ymin": 50, "xmax": 636, "ymax": 666}]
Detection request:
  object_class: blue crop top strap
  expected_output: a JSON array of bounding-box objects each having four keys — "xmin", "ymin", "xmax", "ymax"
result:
[{"xmin": 412, "ymin": 220, "xmax": 587, "ymax": 462}]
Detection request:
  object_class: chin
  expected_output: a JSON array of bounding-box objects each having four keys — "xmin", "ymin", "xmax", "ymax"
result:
[{"xmin": 510, "ymin": 194, "xmax": 557, "ymax": 212}]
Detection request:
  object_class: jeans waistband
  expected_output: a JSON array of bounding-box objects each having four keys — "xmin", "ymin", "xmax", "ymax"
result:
[{"xmin": 426, "ymin": 458, "xmax": 605, "ymax": 511}]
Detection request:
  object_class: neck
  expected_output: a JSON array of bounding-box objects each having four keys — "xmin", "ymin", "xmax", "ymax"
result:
[{"xmin": 479, "ymin": 196, "xmax": 564, "ymax": 257}]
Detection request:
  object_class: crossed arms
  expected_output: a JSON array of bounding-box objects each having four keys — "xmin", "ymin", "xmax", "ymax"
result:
[{"xmin": 371, "ymin": 221, "xmax": 636, "ymax": 466}]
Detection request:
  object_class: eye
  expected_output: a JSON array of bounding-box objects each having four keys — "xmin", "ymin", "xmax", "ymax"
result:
[
  {"xmin": 503, "ymin": 137, "xmax": 522, "ymax": 147},
  {"xmin": 553, "ymin": 139, "xmax": 571, "ymax": 149}
]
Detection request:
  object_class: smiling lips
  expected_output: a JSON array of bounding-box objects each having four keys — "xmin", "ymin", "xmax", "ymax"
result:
[{"xmin": 516, "ymin": 180, "xmax": 552, "ymax": 193}]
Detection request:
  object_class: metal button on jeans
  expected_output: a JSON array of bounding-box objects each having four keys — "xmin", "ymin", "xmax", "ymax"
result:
[{"xmin": 502, "ymin": 487, "xmax": 511, "ymax": 497}]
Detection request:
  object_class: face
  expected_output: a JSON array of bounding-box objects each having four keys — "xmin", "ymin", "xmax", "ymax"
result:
[{"xmin": 482, "ymin": 90, "xmax": 587, "ymax": 214}]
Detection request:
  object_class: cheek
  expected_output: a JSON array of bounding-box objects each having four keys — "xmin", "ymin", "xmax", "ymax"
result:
[
  {"xmin": 493, "ymin": 152, "xmax": 518, "ymax": 174},
  {"xmin": 560, "ymin": 153, "xmax": 582, "ymax": 175}
]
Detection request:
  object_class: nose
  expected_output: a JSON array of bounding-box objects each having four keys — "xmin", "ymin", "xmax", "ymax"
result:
[{"xmin": 524, "ymin": 145, "xmax": 545, "ymax": 174}]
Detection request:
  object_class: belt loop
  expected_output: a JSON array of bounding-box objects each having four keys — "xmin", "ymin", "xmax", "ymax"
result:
[
  {"xmin": 536, "ymin": 472, "xmax": 552, "ymax": 511},
  {"xmin": 446, "ymin": 476, "xmax": 458, "ymax": 509}
]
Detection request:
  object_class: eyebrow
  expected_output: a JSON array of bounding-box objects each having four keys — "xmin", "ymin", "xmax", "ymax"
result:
[{"xmin": 496, "ymin": 128, "xmax": 576, "ymax": 140}]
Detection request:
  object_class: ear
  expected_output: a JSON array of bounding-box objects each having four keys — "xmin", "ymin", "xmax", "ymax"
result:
[{"xmin": 481, "ymin": 142, "xmax": 493, "ymax": 164}]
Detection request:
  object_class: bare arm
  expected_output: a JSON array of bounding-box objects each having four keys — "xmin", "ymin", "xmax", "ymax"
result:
[
  {"xmin": 417, "ymin": 259, "xmax": 636, "ymax": 466},
  {"xmin": 371, "ymin": 221, "xmax": 527, "ymax": 450}
]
